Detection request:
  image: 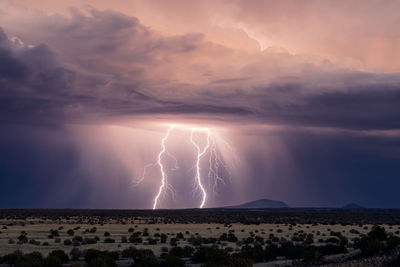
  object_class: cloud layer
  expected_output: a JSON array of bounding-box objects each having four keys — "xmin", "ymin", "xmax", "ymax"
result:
[{"xmin": 1, "ymin": 1, "xmax": 400, "ymax": 208}]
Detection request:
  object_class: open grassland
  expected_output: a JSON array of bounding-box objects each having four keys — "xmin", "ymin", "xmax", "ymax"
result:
[{"xmin": 1, "ymin": 209, "xmax": 400, "ymax": 266}]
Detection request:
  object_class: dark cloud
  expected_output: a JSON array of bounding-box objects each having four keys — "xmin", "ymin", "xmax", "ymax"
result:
[
  {"xmin": 0, "ymin": 7, "xmax": 400, "ymax": 208},
  {"xmin": 1, "ymin": 10, "xmax": 400, "ymax": 131}
]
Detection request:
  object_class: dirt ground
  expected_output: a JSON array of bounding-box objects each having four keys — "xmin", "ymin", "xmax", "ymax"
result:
[{"xmin": 1, "ymin": 217, "xmax": 399, "ymax": 257}]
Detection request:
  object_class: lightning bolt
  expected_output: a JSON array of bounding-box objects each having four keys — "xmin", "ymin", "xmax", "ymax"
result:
[
  {"xmin": 133, "ymin": 125, "xmax": 176, "ymax": 210},
  {"xmin": 135, "ymin": 124, "xmax": 234, "ymax": 210},
  {"xmin": 190, "ymin": 128, "xmax": 211, "ymax": 208},
  {"xmin": 152, "ymin": 125, "xmax": 175, "ymax": 210},
  {"xmin": 207, "ymin": 136, "xmax": 227, "ymax": 194}
]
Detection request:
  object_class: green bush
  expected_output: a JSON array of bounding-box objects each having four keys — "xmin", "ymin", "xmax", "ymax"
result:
[
  {"xmin": 42, "ymin": 256, "xmax": 63, "ymax": 267},
  {"xmin": 67, "ymin": 229, "xmax": 75, "ymax": 236},
  {"xmin": 239, "ymin": 245, "xmax": 264, "ymax": 262},
  {"xmin": 169, "ymin": 246, "xmax": 184, "ymax": 257},
  {"xmin": 356, "ymin": 237, "xmax": 384, "ymax": 257},
  {"xmin": 160, "ymin": 254, "xmax": 184, "ymax": 267},
  {"xmin": 84, "ymin": 249, "xmax": 118, "ymax": 267},
  {"xmin": 386, "ymin": 236, "xmax": 400, "ymax": 250},
  {"xmin": 131, "ymin": 249, "xmax": 159, "ymax": 267},
  {"xmin": 192, "ymin": 246, "xmax": 231, "ymax": 265},
  {"xmin": 49, "ymin": 250, "xmax": 69, "ymax": 263},
  {"xmin": 368, "ymin": 226, "xmax": 387, "ymax": 241}
]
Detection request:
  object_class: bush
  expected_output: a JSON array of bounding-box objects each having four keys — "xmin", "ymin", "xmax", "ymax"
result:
[
  {"xmin": 17, "ymin": 234, "xmax": 28, "ymax": 243},
  {"xmin": 386, "ymin": 236, "xmax": 400, "ymax": 250},
  {"xmin": 170, "ymin": 238, "xmax": 178, "ymax": 246},
  {"xmin": 129, "ymin": 233, "xmax": 143, "ymax": 244},
  {"xmin": 160, "ymin": 254, "xmax": 184, "ymax": 267},
  {"xmin": 70, "ymin": 248, "xmax": 82, "ymax": 261},
  {"xmin": 160, "ymin": 233, "xmax": 167, "ymax": 243},
  {"xmin": 239, "ymin": 245, "xmax": 264, "ymax": 262},
  {"xmin": 183, "ymin": 246, "xmax": 194, "ymax": 257},
  {"xmin": 42, "ymin": 256, "xmax": 63, "ymax": 267},
  {"xmin": 67, "ymin": 229, "xmax": 75, "ymax": 236},
  {"xmin": 264, "ymin": 244, "xmax": 279, "ymax": 261},
  {"xmin": 84, "ymin": 237, "xmax": 97, "ymax": 244},
  {"xmin": 1, "ymin": 251, "xmax": 44, "ymax": 267},
  {"xmin": 318, "ymin": 245, "xmax": 348, "ymax": 256},
  {"xmin": 325, "ymin": 237, "xmax": 339, "ymax": 244},
  {"xmin": 50, "ymin": 229, "xmax": 60, "ymax": 236},
  {"xmin": 368, "ymin": 225, "xmax": 387, "ymax": 241},
  {"xmin": 127, "ymin": 249, "xmax": 159, "ymax": 267},
  {"xmin": 192, "ymin": 246, "xmax": 231, "ymax": 265},
  {"xmin": 169, "ymin": 247, "xmax": 184, "ymax": 257},
  {"xmin": 356, "ymin": 237, "xmax": 384, "ymax": 257},
  {"xmin": 64, "ymin": 239, "xmax": 72, "ymax": 246},
  {"xmin": 104, "ymin": 238, "xmax": 115, "ymax": 243},
  {"xmin": 226, "ymin": 257, "xmax": 253, "ymax": 267},
  {"xmin": 84, "ymin": 249, "xmax": 118, "ymax": 267},
  {"xmin": 49, "ymin": 250, "xmax": 69, "ymax": 263},
  {"xmin": 104, "ymin": 232, "xmax": 110, "ymax": 237}
]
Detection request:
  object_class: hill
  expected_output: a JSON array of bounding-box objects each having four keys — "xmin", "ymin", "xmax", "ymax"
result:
[
  {"xmin": 342, "ymin": 203, "xmax": 364, "ymax": 209},
  {"xmin": 222, "ymin": 198, "xmax": 289, "ymax": 209}
]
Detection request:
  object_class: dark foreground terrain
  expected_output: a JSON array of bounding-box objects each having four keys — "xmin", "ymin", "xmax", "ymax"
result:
[{"xmin": 1, "ymin": 208, "xmax": 400, "ymax": 266}]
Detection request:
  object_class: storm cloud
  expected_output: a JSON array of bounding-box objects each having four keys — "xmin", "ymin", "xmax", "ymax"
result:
[{"xmin": 1, "ymin": 1, "xmax": 400, "ymax": 208}]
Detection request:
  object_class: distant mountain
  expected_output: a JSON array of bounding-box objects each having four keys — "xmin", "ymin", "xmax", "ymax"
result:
[
  {"xmin": 223, "ymin": 198, "xmax": 289, "ymax": 209},
  {"xmin": 342, "ymin": 203, "xmax": 364, "ymax": 209}
]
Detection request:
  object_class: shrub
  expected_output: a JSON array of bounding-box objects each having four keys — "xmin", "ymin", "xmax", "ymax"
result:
[
  {"xmin": 84, "ymin": 237, "xmax": 97, "ymax": 244},
  {"xmin": 129, "ymin": 233, "xmax": 143, "ymax": 244},
  {"xmin": 386, "ymin": 236, "xmax": 400, "ymax": 250},
  {"xmin": 170, "ymin": 238, "xmax": 178, "ymax": 246},
  {"xmin": 73, "ymin": 236, "xmax": 83, "ymax": 242},
  {"xmin": 70, "ymin": 248, "xmax": 82, "ymax": 261},
  {"xmin": 128, "ymin": 249, "xmax": 159, "ymax": 267},
  {"xmin": 192, "ymin": 246, "xmax": 231, "ymax": 265},
  {"xmin": 42, "ymin": 256, "xmax": 63, "ymax": 267},
  {"xmin": 104, "ymin": 232, "xmax": 110, "ymax": 237},
  {"xmin": 318, "ymin": 245, "xmax": 348, "ymax": 256},
  {"xmin": 104, "ymin": 238, "xmax": 115, "ymax": 243},
  {"xmin": 368, "ymin": 226, "xmax": 387, "ymax": 241},
  {"xmin": 227, "ymin": 257, "xmax": 253, "ymax": 267},
  {"xmin": 17, "ymin": 234, "xmax": 28, "ymax": 243},
  {"xmin": 264, "ymin": 244, "xmax": 279, "ymax": 261},
  {"xmin": 325, "ymin": 237, "xmax": 339, "ymax": 244},
  {"xmin": 160, "ymin": 254, "xmax": 184, "ymax": 267},
  {"xmin": 50, "ymin": 229, "xmax": 59, "ymax": 237},
  {"xmin": 183, "ymin": 246, "xmax": 194, "ymax": 257},
  {"xmin": 122, "ymin": 247, "xmax": 137, "ymax": 258},
  {"xmin": 356, "ymin": 237, "xmax": 384, "ymax": 257},
  {"xmin": 239, "ymin": 245, "xmax": 264, "ymax": 262},
  {"xmin": 49, "ymin": 250, "xmax": 69, "ymax": 263},
  {"xmin": 160, "ymin": 233, "xmax": 167, "ymax": 243},
  {"xmin": 64, "ymin": 239, "xmax": 72, "ymax": 246},
  {"xmin": 67, "ymin": 229, "xmax": 75, "ymax": 236},
  {"xmin": 169, "ymin": 247, "xmax": 184, "ymax": 257},
  {"xmin": 84, "ymin": 249, "xmax": 118, "ymax": 267}
]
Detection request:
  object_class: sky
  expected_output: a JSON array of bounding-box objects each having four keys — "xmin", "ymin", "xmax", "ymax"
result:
[{"xmin": 0, "ymin": 0, "xmax": 400, "ymax": 209}]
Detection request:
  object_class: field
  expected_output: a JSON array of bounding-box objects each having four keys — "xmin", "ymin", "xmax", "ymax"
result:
[{"xmin": 1, "ymin": 209, "xmax": 400, "ymax": 266}]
